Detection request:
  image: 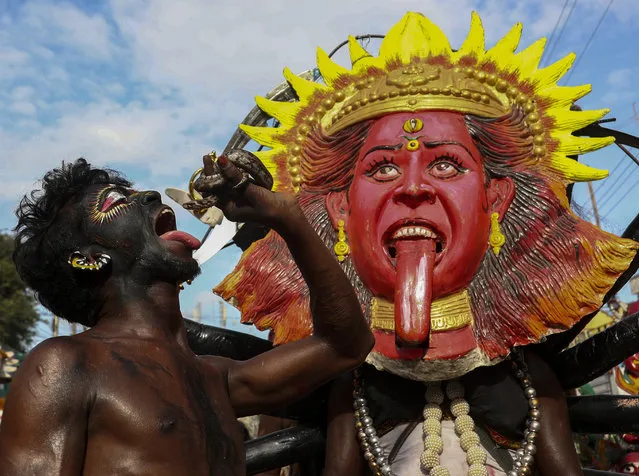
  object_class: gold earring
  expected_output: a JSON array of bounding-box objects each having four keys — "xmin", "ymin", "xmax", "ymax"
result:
[
  {"xmin": 489, "ymin": 212, "xmax": 506, "ymax": 256},
  {"xmin": 68, "ymin": 251, "xmax": 111, "ymax": 271},
  {"xmin": 333, "ymin": 220, "xmax": 350, "ymax": 262}
]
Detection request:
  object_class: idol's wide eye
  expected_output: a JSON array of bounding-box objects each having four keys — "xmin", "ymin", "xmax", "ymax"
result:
[
  {"xmin": 622, "ymin": 464, "xmax": 635, "ymax": 473},
  {"xmin": 100, "ymin": 190, "xmax": 128, "ymax": 212},
  {"xmin": 428, "ymin": 156, "xmax": 468, "ymax": 179},
  {"xmin": 372, "ymin": 165, "xmax": 400, "ymax": 181}
]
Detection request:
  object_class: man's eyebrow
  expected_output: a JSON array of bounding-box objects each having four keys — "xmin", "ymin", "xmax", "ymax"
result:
[{"xmin": 363, "ymin": 144, "xmax": 403, "ymax": 158}]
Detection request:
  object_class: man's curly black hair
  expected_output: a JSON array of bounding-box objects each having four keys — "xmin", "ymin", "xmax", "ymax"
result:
[{"xmin": 14, "ymin": 159, "xmax": 132, "ymax": 326}]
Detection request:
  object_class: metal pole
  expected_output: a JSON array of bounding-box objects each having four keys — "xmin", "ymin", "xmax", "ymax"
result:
[
  {"xmin": 587, "ymin": 182, "xmax": 601, "ymax": 228},
  {"xmin": 52, "ymin": 315, "xmax": 59, "ymax": 337},
  {"xmin": 220, "ymin": 301, "xmax": 227, "ymax": 329}
]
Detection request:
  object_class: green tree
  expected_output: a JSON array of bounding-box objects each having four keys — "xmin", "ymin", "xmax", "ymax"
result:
[{"xmin": 0, "ymin": 233, "xmax": 39, "ymax": 352}]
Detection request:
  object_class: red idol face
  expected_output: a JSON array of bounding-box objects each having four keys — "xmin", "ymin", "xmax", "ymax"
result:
[{"xmin": 328, "ymin": 111, "xmax": 514, "ymax": 303}]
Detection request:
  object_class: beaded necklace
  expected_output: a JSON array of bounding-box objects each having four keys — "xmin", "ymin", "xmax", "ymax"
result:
[{"xmin": 353, "ymin": 350, "xmax": 539, "ymax": 476}]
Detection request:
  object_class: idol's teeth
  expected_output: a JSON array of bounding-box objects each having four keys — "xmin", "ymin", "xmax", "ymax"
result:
[{"xmin": 391, "ymin": 226, "xmax": 437, "ymax": 240}]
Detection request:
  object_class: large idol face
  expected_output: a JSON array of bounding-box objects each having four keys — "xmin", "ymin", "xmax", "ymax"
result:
[
  {"xmin": 332, "ymin": 111, "xmax": 513, "ymax": 300},
  {"xmin": 76, "ymin": 184, "xmax": 201, "ymax": 285},
  {"xmin": 327, "ymin": 111, "xmax": 514, "ymax": 352}
]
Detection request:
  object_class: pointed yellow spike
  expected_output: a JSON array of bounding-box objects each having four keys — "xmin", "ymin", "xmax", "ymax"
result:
[
  {"xmin": 348, "ymin": 35, "xmax": 373, "ymax": 66},
  {"xmin": 380, "ymin": 12, "xmax": 451, "ymax": 63},
  {"xmin": 253, "ymin": 149, "xmax": 284, "ymax": 172},
  {"xmin": 283, "ymin": 67, "xmax": 327, "ymax": 101},
  {"xmin": 255, "ymin": 96, "xmax": 302, "ymax": 128},
  {"xmin": 532, "ymin": 53, "xmax": 575, "ymax": 89},
  {"xmin": 497, "ymin": 22, "xmax": 523, "ymax": 52},
  {"xmin": 550, "ymin": 152, "xmax": 609, "ymax": 182},
  {"xmin": 554, "ymin": 134, "xmax": 615, "ymax": 156},
  {"xmin": 539, "ymin": 84, "xmax": 591, "ymax": 108},
  {"xmin": 483, "ymin": 22, "xmax": 522, "ymax": 71},
  {"xmin": 316, "ymin": 47, "xmax": 349, "ymax": 87},
  {"xmin": 515, "ymin": 37, "xmax": 546, "ymax": 78},
  {"xmin": 454, "ymin": 11, "xmax": 485, "ymax": 61},
  {"xmin": 546, "ymin": 108, "xmax": 610, "ymax": 133},
  {"xmin": 239, "ymin": 125, "xmax": 286, "ymax": 149}
]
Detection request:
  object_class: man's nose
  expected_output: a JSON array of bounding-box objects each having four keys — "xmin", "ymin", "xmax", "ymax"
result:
[{"xmin": 138, "ymin": 191, "xmax": 162, "ymax": 205}]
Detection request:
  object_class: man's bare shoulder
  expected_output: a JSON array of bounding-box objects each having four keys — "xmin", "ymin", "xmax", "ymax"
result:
[
  {"xmin": 14, "ymin": 335, "xmax": 94, "ymax": 391},
  {"xmin": 0, "ymin": 336, "xmax": 93, "ymax": 442}
]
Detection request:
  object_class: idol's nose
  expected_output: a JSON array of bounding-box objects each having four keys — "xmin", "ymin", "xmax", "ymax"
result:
[
  {"xmin": 392, "ymin": 182, "xmax": 436, "ymax": 208},
  {"xmin": 392, "ymin": 159, "xmax": 436, "ymax": 207}
]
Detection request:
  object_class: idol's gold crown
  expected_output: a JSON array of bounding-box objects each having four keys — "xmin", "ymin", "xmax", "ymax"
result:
[{"xmin": 241, "ymin": 12, "xmax": 613, "ymax": 192}]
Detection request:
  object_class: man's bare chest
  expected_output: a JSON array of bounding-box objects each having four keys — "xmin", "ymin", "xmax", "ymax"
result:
[{"xmin": 85, "ymin": 345, "xmax": 243, "ymax": 474}]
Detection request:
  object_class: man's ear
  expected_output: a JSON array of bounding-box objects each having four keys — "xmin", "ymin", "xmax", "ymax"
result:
[
  {"xmin": 487, "ymin": 177, "xmax": 515, "ymax": 219},
  {"xmin": 68, "ymin": 245, "xmax": 112, "ymax": 270},
  {"xmin": 325, "ymin": 191, "xmax": 349, "ymax": 229}
]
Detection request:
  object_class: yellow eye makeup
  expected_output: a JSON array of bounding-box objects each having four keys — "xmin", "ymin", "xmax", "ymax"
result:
[{"xmin": 89, "ymin": 187, "xmax": 133, "ymax": 225}]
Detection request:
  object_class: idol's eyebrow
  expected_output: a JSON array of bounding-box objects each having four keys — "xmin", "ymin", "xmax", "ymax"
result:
[
  {"xmin": 363, "ymin": 144, "xmax": 403, "ymax": 158},
  {"xmin": 422, "ymin": 140, "xmax": 476, "ymax": 161}
]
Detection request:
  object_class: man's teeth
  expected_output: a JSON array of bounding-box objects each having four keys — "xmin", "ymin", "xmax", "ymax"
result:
[{"xmin": 392, "ymin": 226, "xmax": 437, "ymax": 240}]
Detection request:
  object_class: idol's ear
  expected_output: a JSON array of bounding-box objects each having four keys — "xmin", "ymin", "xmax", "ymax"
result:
[
  {"xmin": 325, "ymin": 191, "xmax": 350, "ymax": 230},
  {"xmin": 487, "ymin": 177, "xmax": 515, "ymax": 218}
]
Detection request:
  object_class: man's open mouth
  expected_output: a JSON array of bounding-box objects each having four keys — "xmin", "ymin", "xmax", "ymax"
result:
[
  {"xmin": 154, "ymin": 207, "xmax": 177, "ymax": 236},
  {"xmin": 384, "ymin": 221, "xmax": 446, "ymax": 260},
  {"xmin": 154, "ymin": 207, "xmax": 201, "ymax": 250}
]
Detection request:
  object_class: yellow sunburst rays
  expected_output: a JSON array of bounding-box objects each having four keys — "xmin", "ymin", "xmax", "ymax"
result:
[{"xmin": 240, "ymin": 11, "xmax": 613, "ymax": 193}]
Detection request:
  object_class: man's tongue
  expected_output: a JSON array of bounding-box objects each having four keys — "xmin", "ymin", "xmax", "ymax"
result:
[
  {"xmin": 159, "ymin": 230, "xmax": 201, "ymax": 250},
  {"xmin": 394, "ymin": 239, "xmax": 436, "ymax": 346}
]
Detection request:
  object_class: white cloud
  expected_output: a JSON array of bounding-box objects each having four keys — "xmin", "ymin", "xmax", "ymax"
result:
[
  {"xmin": 601, "ymin": 67, "xmax": 636, "ymax": 104},
  {"xmin": 607, "ymin": 67, "xmax": 633, "ymax": 88},
  {"xmin": 9, "ymin": 101, "xmax": 37, "ymax": 115},
  {"xmin": 11, "ymin": 86, "xmax": 35, "ymax": 101},
  {"xmin": 20, "ymin": 1, "xmax": 115, "ymax": 59}
]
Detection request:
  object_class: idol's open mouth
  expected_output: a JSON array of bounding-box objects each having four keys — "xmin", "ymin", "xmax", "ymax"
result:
[
  {"xmin": 154, "ymin": 207, "xmax": 177, "ymax": 236},
  {"xmin": 384, "ymin": 221, "xmax": 446, "ymax": 260}
]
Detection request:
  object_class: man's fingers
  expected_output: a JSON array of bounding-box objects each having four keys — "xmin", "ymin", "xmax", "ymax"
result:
[
  {"xmin": 217, "ymin": 155, "xmax": 246, "ymax": 187},
  {"xmin": 183, "ymin": 196, "xmax": 220, "ymax": 211},
  {"xmin": 203, "ymin": 154, "xmax": 216, "ymax": 175}
]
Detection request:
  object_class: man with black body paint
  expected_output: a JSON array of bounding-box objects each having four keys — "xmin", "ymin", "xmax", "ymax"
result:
[{"xmin": 0, "ymin": 156, "xmax": 373, "ymax": 476}]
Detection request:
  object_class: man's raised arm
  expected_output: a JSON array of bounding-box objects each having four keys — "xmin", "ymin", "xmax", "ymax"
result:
[{"xmin": 194, "ymin": 155, "xmax": 373, "ymax": 417}]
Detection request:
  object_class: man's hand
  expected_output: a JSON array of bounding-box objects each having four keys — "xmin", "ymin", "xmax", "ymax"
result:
[{"xmin": 185, "ymin": 151, "xmax": 302, "ymax": 231}]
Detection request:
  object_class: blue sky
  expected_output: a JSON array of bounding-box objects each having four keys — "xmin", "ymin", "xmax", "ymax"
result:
[{"xmin": 1, "ymin": 0, "xmax": 638, "ymax": 347}]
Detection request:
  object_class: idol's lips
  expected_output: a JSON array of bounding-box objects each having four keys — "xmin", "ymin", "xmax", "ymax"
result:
[{"xmin": 384, "ymin": 220, "xmax": 446, "ymax": 258}]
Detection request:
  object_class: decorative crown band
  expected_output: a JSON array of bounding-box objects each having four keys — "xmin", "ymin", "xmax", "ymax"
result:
[
  {"xmin": 323, "ymin": 63, "xmax": 513, "ymax": 135},
  {"xmin": 239, "ymin": 12, "xmax": 615, "ymax": 193}
]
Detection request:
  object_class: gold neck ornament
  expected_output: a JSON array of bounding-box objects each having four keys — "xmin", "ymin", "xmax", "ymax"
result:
[{"xmin": 370, "ymin": 289, "xmax": 473, "ymax": 333}]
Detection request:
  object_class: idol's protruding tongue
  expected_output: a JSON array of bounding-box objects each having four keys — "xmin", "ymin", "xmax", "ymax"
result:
[{"xmin": 394, "ymin": 238, "xmax": 436, "ymax": 346}]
